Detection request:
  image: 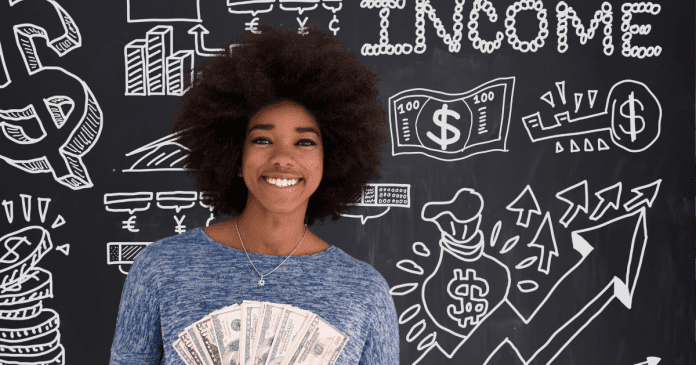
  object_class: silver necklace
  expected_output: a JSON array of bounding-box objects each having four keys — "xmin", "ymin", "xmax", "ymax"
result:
[{"xmin": 234, "ymin": 218, "xmax": 307, "ymax": 287}]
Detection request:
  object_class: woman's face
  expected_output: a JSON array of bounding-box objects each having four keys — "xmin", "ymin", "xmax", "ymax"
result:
[{"xmin": 241, "ymin": 101, "xmax": 324, "ymax": 215}]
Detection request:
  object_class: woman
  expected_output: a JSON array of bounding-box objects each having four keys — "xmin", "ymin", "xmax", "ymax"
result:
[{"xmin": 110, "ymin": 23, "xmax": 399, "ymax": 365}]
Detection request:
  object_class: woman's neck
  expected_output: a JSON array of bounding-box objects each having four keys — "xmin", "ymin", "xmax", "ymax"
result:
[{"xmin": 233, "ymin": 201, "xmax": 309, "ymax": 256}]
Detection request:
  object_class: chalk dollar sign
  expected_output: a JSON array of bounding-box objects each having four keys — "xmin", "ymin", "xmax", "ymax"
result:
[
  {"xmin": 618, "ymin": 91, "xmax": 646, "ymax": 142},
  {"xmin": 426, "ymin": 104, "xmax": 461, "ymax": 150},
  {"xmin": 446, "ymin": 268, "xmax": 489, "ymax": 329}
]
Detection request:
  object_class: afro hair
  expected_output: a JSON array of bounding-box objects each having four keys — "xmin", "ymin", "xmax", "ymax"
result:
[{"xmin": 171, "ymin": 22, "xmax": 389, "ymax": 225}]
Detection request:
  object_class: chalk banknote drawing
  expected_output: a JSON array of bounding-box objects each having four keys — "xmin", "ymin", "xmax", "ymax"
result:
[{"xmin": 388, "ymin": 78, "xmax": 515, "ymax": 162}]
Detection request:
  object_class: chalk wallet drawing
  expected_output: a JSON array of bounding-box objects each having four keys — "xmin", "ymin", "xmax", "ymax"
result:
[
  {"xmin": 522, "ymin": 80, "xmax": 661, "ymax": 153},
  {"xmin": 342, "ymin": 183, "xmax": 410, "ymax": 224},
  {"xmin": 390, "ymin": 182, "xmax": 658, "ymax": 365},
  {"xmin": 0, "ymin": 0, "xmax": 103, "ymax": 189},
  {"xmin": 127, "ymin": 0, "xmax": 202, "ymax": 23},
  {"xmin": 0, "ymin": 194, "xmax": 68, "ymax": 364},
  {"xmin": 388, "ymin": 77, "xmax": 515, "ymax": 161}
]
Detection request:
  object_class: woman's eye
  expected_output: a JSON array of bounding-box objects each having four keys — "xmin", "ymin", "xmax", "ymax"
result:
[
  {"xmin": 251, "ymin": 137, "xmax": 270, "ymax": 144},
  {"xmin": 297, "ymin": 139, "xmax": 317, "ymax": 147}
]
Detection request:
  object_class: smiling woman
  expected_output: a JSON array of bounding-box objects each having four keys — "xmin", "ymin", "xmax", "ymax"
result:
[{"xmin": 110, "ymin": 23, "xmax": 400, "ymax": 365}]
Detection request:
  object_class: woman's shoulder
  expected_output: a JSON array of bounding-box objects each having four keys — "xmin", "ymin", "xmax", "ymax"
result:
[
  {"xmin": 136, "ymin": 228, "xmax": 208, "ymax": 259},
  {"xmin": 321, "ymin": 247, "xmax": 390, "ymax": 287}
]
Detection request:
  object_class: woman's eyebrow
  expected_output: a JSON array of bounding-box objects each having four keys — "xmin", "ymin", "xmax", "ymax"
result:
[{"xmin": 248, "ymin": 124, "xmax": 320, "ymax": 136}]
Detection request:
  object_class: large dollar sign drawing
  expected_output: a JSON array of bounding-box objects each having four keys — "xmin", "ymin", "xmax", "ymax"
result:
[
  {"xmin": 446, "ymin": 268, "xmax": 489, "ymax": 328},
  {"xmin": 427, "ymin": 104, "xmax": 461, "ymax": 151},
  {"xmin": 618, "ymin": 91, "xmax": 645, "ymax": 142}
]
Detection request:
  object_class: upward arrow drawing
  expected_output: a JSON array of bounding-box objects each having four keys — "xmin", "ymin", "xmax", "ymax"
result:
[
  {"xmin": 506, "ymin": 185, "xmax": 542, "ymax": 228},
  {"xmin": 188, "ymin": 25, "xmax": 224, "ymax": 56},
  {"xmin": 421, "ymin": 207, "xmax": 649, "ymax": 365},
  {"xmin": 527, "ymin": 212, "xmax": 559, "ymax": 275},
  {"xmin": 623, "ymin": 179, "xmax": 661, "ymax": 212},
  {"xmin": 556, "ymin": 180, "xmax": 589, "ymax": 228}
]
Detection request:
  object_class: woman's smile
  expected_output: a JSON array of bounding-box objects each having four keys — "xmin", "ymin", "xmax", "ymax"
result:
[{"xmin": 241, "ymin": 100, "xmax": 324, "ymax": 214}]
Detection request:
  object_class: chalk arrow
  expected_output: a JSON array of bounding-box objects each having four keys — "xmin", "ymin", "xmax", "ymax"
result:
[
  {"xmin": 556, "ymin": 180, "xmax": 588, "ymax": 228},
  {"xmin": 188, "ymin": 25, "xmax": 224, "ymax": 57},
  {"xmin": 623, "ymin": 179, "xmax": 661, "ymax": 212},
  {"xmin": 527, "ymin": 212, "xmax": 559, "ymax": 274},
  {"xmin": 506, "ymin": 185, "xmax": 542, "ymax": 228},
  {"xmin": 429, "ymin": 208, "xmax": 649, "ymax": 365},
  {"xmin": 589, "ymin": 182, "xmax": 622, "ymax": 221},
  {"xmin": 634, "ymin": 357, "xmax": 661, "ymax": 365}
]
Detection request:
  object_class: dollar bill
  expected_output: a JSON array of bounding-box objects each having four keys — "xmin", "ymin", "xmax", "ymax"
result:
[
  {"xmin": 240, "ymin": 300, "xmax": 265, "ymax": 365},
  {"xmin": 190, "ymin": 315, "xmax": 222, "ymax": 365},
  {"xmin": 174, "ymin": 339, "xmax": 197, "ymax": 365},
  {"xmin": 210, "ymin": 304, "xmax": 243, "ymax": 365},
  {"xmin": 280, "ymin": 316, "xmax": 348, "ymax": 365},
  {"xmin": 177, "ymin": 330, "xmax": 209, "ymax": 365},
  {"xmin": 249, "ymin": 303, "xmax": 288, "ymax": 365},
  {"xmin": 264, "ymin": 307, "xmax": 315, "ymax": 365}
]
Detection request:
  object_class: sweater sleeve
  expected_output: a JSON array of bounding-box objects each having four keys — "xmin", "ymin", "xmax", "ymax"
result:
[
  {"xmin": 359, "ymin": 273, "xmax": 400, "ymax": 365},
  {"xmin": 109, "ymin": 245, "xmax": 164, "ymax": 365}
]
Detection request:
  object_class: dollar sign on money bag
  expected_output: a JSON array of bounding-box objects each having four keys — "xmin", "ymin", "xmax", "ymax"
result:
[
  {"xmin": 609, "ymin": 81, "xmax": 661, "ymax": 152},
  {"xmin": 421, "ymin": 232, "xmax": 508, "ymax": 344},
  {"xmin": 417, "ymin": 101, "xmax": 468, "ymax": 152}
]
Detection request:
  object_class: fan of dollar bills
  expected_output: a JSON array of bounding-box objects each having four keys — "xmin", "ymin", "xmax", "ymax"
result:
[{"xmin": 173, "ymin": 300, "xmax": 349, "ymax": 365}]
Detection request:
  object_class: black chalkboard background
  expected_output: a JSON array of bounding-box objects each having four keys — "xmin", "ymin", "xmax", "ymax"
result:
[{"xmin": 0, "ymin": 0, "xmax": 693, "ymax": 364}]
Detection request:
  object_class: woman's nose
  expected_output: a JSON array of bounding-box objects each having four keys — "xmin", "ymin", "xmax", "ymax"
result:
[{"xmin": 270, "ymin": 143, "xmax": 296, "ymax": 166}]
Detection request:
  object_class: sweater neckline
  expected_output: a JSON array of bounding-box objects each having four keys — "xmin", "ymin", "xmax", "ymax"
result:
[{"xmin": 197, "ymin": 227, "xmax": 336, "ymax": 260}]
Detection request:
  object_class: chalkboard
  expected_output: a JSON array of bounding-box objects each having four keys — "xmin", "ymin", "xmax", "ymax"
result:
[{"xmin": 0, "ymin": 0, "xmax": 693, "ymax": 364}]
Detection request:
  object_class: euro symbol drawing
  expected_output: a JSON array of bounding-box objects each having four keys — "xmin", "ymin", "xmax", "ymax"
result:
[
  {"xmin": 427, "ymin": 104, "xmax": 461, "ymax": 151},
  {"xmin": 617, "ymin": 91, "xmax": 645, "ymax": 142}
]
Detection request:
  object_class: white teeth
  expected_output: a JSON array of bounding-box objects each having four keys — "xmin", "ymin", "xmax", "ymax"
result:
[{"xmin": 265, "ymin": 178, "xmax": 299, "ymax": 187}]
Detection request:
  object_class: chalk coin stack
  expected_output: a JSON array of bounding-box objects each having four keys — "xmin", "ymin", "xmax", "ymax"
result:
[{"xmin": 0, "ymin": 226, "xmax": 64, "ymax": 365}]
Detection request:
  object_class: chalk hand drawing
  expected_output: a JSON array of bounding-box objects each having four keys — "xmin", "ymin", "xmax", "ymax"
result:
[
  {"xmin": 342, "ymin": 183, "xmax": 410, "ymax": 224},
  {"xmin": 0, "ymin": 194, "xmax": 67, "ymax": 364},
  {"xmin": 391, "ymin": 183, "xmax": 656, "ymax": 365},
  {"xmin": 388, "ymin": 77, "xmax": 515, "ymax": 161},
  {"xmin": 0, "ymin": 0, "xmax": 103, "ymax": 190},
  {"xmin": 123, "ymin": 130, "xmax": 189, "ymax": 172},
  {"xmin": 127, "ymin": 0, "xmax": 202, "ymax": 23},
  {"xmin": 522, "ymin": 80, "xmax": 661, "ymax": 153}
]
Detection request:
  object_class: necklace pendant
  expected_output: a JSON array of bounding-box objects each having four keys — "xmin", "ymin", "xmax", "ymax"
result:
[{"xmin": 258, "ymin": 278, "xmax": 265, "ymax": 287}]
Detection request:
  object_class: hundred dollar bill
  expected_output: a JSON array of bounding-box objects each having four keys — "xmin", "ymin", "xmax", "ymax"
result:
[
  {"xmin": 177, "ymin": 330, "xmax": 208, "ymax": 365},
  {"xmin": 210, "ymin": 304, "xmax": 243, "ymax": 365},
  {"xmin": 280, "ymin": 316, "xmax": 348, "ymax": 365},
  {"xmin": 249, "ymin": 303, "xmax": 288, "ymax": 365},
  {"xmin": 240, "ymin": 300, "xmax": 265, "ymax": 365},
  {"xmin": 174, "ymin": 339, "xmax": 197, "ymax": 365},
  {"xmin": 264, "ymin": 307, "xmax": 315, "ymax": 365},
  {"xmin": 191, "ymin": 315, "xmax": 222, "ymax": 365}
]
